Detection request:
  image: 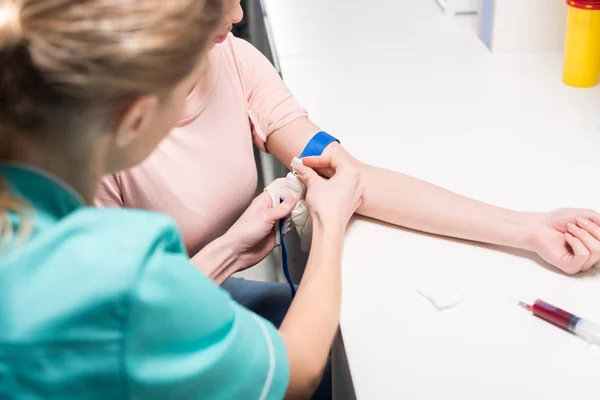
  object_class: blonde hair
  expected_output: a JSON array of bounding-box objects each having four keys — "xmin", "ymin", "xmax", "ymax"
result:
[{"xmin": 0, "ymin": 0, "xmax": 223, "ymax": 246}]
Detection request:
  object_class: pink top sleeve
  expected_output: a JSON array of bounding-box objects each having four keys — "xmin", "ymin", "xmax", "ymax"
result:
[
  {"xmin": 95, "ymin": 173, "xmax": 124, "ymax": 208},
  {"xmin": 232, "ymin": 37, "xmax": 308, "ymax": 152}
]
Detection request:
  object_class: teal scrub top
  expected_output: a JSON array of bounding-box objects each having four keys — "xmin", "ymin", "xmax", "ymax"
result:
[{"xmin": 0, "ymin": 164, "xmax": 290, "ymax": 399}]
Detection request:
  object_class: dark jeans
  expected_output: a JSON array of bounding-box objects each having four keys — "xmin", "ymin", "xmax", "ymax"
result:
[{"xmin": 222, "ymin": 277, "xmax": 332, "ymax": 400}]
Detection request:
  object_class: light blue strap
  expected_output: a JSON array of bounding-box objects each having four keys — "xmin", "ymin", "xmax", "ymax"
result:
[{"xmin": 280, "ymin": 131, "xmax": 340, "ymax": 297}]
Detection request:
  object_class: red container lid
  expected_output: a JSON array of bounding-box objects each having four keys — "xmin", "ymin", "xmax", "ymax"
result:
[{"xmin": 567, "ymin": 0, "xmax": 600, "ymax": 10}]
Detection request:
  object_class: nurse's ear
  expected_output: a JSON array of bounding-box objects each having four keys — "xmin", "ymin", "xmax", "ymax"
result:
[{"xmin": 114, "ymin": 95, "xmax": 159, "ymax": 148}]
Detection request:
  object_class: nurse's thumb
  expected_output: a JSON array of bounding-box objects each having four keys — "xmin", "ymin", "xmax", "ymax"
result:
[
  {"xmin": 296, "ymin": 164, "xmax": 319, "ymax": 186},
  {"xmin": 267, "ymin": 195, "xmax": 296, "ymax": 221}
]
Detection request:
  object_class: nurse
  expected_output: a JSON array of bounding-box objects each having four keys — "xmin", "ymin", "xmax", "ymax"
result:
[{"xmin": 0, "ymin": 1, "xmax": 363, "ymax": 399}]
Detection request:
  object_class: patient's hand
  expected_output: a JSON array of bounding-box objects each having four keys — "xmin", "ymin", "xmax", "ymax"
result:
[
  {"xmin": 226, "ymin": 192, "xmax": 296, "ymax": 272},
  {"xmin": 526, "ymin": 208, "xmax": 600, "ymax": 274}
]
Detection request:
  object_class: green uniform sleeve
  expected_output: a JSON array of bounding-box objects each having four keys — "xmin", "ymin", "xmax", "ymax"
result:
[{"xmin": 124, "ymin": 246, "xmax": 290, "ymax": 400}]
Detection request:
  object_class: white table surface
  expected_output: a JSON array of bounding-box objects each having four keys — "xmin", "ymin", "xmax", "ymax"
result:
[{"xmin": 262, "ymin": 1, "xmax": 600, "ymax": 399}]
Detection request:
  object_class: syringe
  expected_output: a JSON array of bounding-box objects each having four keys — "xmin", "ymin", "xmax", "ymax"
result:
[{"xmin": 512, "ymin": 298, "xmax": 600, "ymax": 346}]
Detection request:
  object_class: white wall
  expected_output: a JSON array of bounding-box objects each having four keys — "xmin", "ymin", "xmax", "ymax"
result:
[
  {"xmin": 437, "ymin": 0, "xmax": 479, "ymax": 13},
  {"xmin": 480, "ymin": 0, "xmax": 568, "ymax": 53}
]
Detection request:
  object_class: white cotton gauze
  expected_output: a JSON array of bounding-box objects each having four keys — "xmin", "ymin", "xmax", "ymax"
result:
[
  {"xmin": 264, "ymin": 178, "xmax": 294, "ymax": 246},
  {"xmin": 417, "ymin": 280, "xmax": 465, "ymax": 311},
  {"xmin": 264, "ymin": 158, "xmax": 312, "ymax": 251}
]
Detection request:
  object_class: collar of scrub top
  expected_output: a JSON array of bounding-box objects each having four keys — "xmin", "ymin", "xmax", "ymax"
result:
[
  {"xmin": 0, "ymin": 163, "xmax": 85, "ymax": 219},
  {"xmin": 279, "ymin": 131, "xmax": 340, "ymax": 297}
]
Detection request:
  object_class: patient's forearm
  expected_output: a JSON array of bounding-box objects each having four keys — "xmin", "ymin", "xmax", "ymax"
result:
[{"xmin": 356, "ymin": 164, "xmax": 538, "ymax": 250}]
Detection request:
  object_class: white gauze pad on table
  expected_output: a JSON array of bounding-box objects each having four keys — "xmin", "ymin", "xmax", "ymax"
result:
[{"xmin": 417, "ymin": 279, "xmax": 466, "ymax": 311}]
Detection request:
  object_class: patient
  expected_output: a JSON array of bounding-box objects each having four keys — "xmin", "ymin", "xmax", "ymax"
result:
[{"xmin": 97, "ymin": 0, "xmax": 600, "ymax": 378}]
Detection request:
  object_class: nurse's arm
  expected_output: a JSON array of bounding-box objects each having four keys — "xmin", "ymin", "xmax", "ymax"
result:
[
  {"xmin": 190, "ymin": 221, "xmax": 347, "ymax": 398},
  {"xmin": 279, "ymin": 219, "xmax": 346, "ymax": 398},
  {"xmin": 126, "ymin": 249, "xmax": 291, "ymax": 399},
  {"xmin": 129, "ymin": 216, "xmax": 347, "ymax": 399},
  {"xmin": 189, "ymin": 235, "xmax": 239, "ymax": 284},
  {"xmin": 266, "ymin": 116, "xmax": 536, "ymax": 249}
]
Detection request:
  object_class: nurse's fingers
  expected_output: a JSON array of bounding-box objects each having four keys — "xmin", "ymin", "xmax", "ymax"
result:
[
  {"xmin": 563, "ymin": 233, "xmax": 589, "ymax": 274},
  {"xmin": 266, "ymin": 195, "xmax": 296, "ymax": 222},
  {"xmin": 295, "ymin": 164, "xmax": 322, "ymax": 187},
  {"xmin": 301, "ymin": 155, "xmax": 340, "ymax": 171},
  {"xmin": 315, "ymin": 166, "xmax": 336, "ymax": 179},
  {"xmin": 253, "ymin": 191, "xmax": 274, "ymax": 206}
]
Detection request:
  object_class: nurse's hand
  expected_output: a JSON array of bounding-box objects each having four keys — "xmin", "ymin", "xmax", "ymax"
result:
[
  {"xmin": 301, "ymin": 142, "xmax": 359, "ymax": 180},
  {"xmin": 296, "ymin": 154, "xmax": 364, "ymax": 230},
  {"xmin": 526, "ymin": 209, "xmax": 600, "ymax": 274},
  {"xmin": 226, "ymin": 192, "xmax": 296, "ymax": 271}
]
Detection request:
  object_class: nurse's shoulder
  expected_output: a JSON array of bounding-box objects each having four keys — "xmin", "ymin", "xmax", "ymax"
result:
[{"xmin": 69, "ymin": 205, "xmax": 188, "ymax": 269}]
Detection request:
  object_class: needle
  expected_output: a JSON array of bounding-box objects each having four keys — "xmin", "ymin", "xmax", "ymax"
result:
[{"xmin": 510, "ymin": 297, "xmax": 532, "ymax": 311}]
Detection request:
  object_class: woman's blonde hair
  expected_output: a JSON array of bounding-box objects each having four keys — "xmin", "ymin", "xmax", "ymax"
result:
[{"xmin": 0, "ymin": 0, "xmax": 223, "ymax": 246}]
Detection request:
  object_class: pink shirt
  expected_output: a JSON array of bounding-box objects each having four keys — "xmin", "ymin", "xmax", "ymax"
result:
[{"xmin": 95, "ymin": 35, "xmax": 307, "ymax": 255}]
